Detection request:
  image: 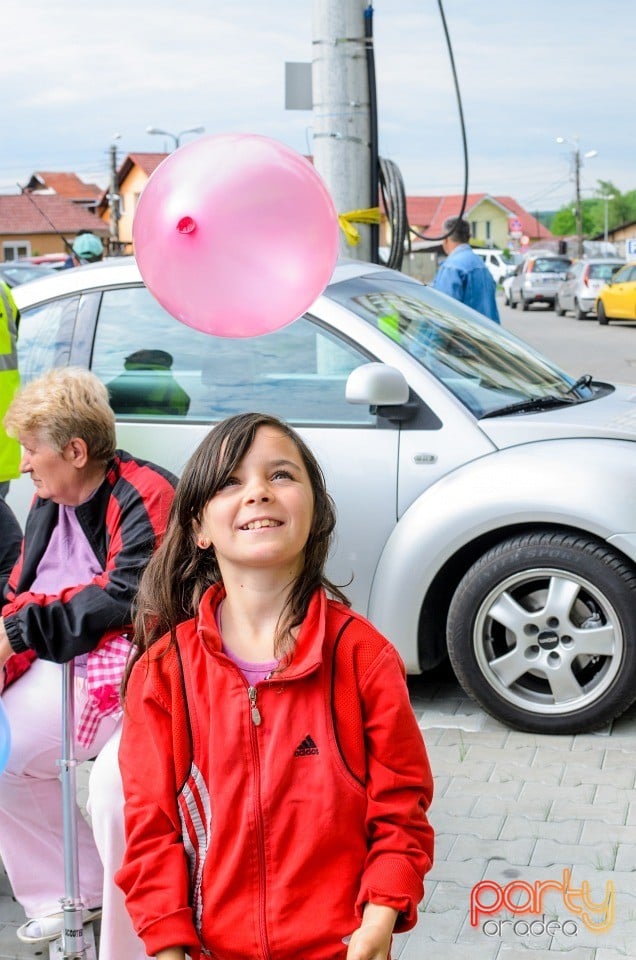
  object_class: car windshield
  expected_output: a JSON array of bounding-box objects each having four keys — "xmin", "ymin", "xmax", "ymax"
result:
[
  {"xmin": 328, "ymin": 272, "xmax": 591, "ymax": 418},
  {"xmin": 533, "ymin": 258, "xmax": 571, "ymax": 274},
  {"xmin": 0, "ymin": 265, "xmax": 53, "ymax": 285}
]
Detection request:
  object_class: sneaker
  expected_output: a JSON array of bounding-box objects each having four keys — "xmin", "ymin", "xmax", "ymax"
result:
[{"xmin": 16, "ymin": 908, "xmax": 102, "ymax": 944}]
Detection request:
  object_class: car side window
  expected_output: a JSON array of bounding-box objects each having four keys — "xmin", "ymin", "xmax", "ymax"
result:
[
  {"xmin": 612, "ymin": 266, "xmax": 633, "ymax": 283},
  {"xmin": 17, "ymin": 296, "xmax": 79, "ymax": 384},
  {"xmin": 90, "ymin": 286, "xmax": 375, "ymax": 425}
]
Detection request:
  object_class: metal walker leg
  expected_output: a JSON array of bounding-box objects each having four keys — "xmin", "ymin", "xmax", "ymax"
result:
[{"xmin": 49, "ymin": 660, "xmax": 98, "ymax": 960}]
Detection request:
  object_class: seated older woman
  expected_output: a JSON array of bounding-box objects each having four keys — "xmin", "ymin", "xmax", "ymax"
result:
[{"xmin": 0, "ymin": 367, "xmax": 177, "ymax": 959}]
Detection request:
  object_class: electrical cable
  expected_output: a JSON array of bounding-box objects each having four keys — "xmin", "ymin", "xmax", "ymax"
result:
[
  {"xmin": 17, "ymin": 185, "xmax": 75, "ymax": 256},
  {"xmin": 370, "ymin": 0, "xmax": 470, "ymax": 266},
  {"xmin": 408, "ymin": 0, "xmax": 469, "ymax": 243},
  {"xmin": 379, "ymin": 157, "xmax": 408, "ymax": 270},
  {"xmin": 364, "ymin": 3, "xmax": 380, "ymax": 263}
]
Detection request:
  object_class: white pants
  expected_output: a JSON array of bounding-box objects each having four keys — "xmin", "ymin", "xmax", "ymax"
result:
[{"xmin": 0, "ymin": 659, "xmax": 149, "ymax": 960}]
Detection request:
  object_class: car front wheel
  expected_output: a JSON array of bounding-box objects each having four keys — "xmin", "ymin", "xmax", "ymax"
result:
[
  {"xmin": 555, "ymin": 297, "xmax": 565, "ymax": 317},
  {"xmin": 598, "ymin": 301, "xmax": 609, "ymax": 325},
  {"xmin": 446, "ymin": 532, "xmax": 636, "ymax": 734}
]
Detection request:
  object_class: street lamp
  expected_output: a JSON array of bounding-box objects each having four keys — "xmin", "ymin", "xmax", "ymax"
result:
[
  {"xmin": 556, "ymin": 137, "xmax": 597, "ymax": 257},
  {"xmin": 146, "ymin": 125, "xmax": 205, "ymax": 150}
]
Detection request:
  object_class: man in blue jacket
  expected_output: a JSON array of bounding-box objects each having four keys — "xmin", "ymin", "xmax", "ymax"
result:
[{"xmin": 432, "ymin": 217, "xmax": 500, "ymax": 323}]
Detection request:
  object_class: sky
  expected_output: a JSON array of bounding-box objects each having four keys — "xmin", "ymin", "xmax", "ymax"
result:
[{"xmin": 3, "ymin": 0, "xmax": 635, "ymax": 214}]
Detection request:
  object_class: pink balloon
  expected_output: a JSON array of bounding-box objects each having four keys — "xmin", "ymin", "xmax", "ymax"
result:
[{"xmin": 133, "ymin": 134, "xmax": 339, "ymax": 338}]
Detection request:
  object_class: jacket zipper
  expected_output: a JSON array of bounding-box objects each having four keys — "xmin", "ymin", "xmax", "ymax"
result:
[
  {"xmin": 247, "ymin": 683, "xmax": 272, "ymax": 960},
  {"xmin": 248, "ymin": 685, "xmax": 262, "ymax": 725}
]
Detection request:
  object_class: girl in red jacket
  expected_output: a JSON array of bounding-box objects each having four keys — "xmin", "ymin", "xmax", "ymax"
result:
[{"xmin": 117, "ymin": 412, "xmax": 434, "ymax": 960}]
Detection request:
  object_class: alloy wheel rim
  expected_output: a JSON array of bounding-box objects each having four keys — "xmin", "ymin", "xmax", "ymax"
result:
[{"xmin": 472, "ymin": 566, "xmax": 623, "ymax": 715}]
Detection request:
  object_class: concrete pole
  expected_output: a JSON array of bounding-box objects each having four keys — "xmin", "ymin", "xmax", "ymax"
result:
[
  {"xmin": 108, "ymin": 143, "xmax": 121, "ymax": 255},
  {"xmin": 312, "ymin": 0, "xmax": 372, "ymax": 261},
  {"xmin": 574, "ymin": 146, "xmax": 583, "ymax": 259}
]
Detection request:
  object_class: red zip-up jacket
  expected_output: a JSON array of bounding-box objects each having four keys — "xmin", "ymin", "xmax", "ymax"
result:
[
  {"xmin": 2, "ymin": 450, "xmax": 177, "ymax": 686},
  {"xmin": 117, "ymin": 584, "xmax": 434, "ymax": 960}
]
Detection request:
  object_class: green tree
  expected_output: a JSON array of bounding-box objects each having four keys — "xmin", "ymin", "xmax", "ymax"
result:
[
  {"xmin": 550, "ymin": 207, "xmax": 576, "ymax": 235},
  {"xmin": 550, "ymin": 181, "xmax": 636, "ymax": 237}
]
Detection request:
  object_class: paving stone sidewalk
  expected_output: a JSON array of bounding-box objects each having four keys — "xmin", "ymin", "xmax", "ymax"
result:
[{"xmin": 1, "ymin": 663, "xmax": 634, "ymax": 959}]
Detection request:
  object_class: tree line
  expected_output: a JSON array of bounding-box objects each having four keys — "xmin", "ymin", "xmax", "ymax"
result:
[{"xmin": 550, "ymin": 180, "xmax": 636, "ymax": 237}]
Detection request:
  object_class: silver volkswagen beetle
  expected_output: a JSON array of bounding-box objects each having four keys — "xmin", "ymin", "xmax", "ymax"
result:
[{"xmin": 12, "ymin": 257, "xmax": 636, "ymax": 734}]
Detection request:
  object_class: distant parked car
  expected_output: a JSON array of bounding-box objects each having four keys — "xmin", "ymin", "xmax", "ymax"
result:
[
  {"xmin": 0, "ymin": 262, "xmax": 56, "ymax": 288},
  {"xmin": 596, "ymin": 262, "xmax": 636, "ymax": 325},
  {"xmin": 509, "ymin": 254, "xmax": 572, "ymax": 310},
  {"xmin": 473, "ymin": 249, "xmax": 515, "ymax": 285},
  {"xmin": 12, "ymin": 257, "xmax": 636, "ymax": 735},
  {"xmin": 555, "ymin": 259, "xmax": 625, "ymax": 320},
  {"xmin": 17, "ymin": 253, "xmax": 69, "ymax": 270},
  {"xmin": 502, "ymin": 271, "xmax": 515, "ymax": 306}
]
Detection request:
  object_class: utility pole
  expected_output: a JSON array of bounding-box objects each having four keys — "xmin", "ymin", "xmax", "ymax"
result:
[
  {"xmin": 573, "ymin": 147, "xmax": 583, "ymax": 260},
  {"xmin": 603, "ymin": 193, "xmax": 615, "ymax": 246},
  {"xmin": 556, "ymin": 137, "xmax": 597, "ymax": 259},
  {"xmin": 108, "ymin": 141, "xmax": 121, "ymax": 255},
  {"xmin": 312, "ymin": 0, "xmax": 373, "ymax": 261}
]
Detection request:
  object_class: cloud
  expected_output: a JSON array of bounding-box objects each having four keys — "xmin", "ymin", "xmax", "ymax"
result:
[{"xmin": 1, "ymin": 0, "xmax": 634, "ymax": 207}]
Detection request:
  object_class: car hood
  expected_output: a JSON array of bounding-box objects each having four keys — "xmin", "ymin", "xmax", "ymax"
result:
[{"xmin": 478, "ymin": 382, "xmax": 636, "ymax": 448}]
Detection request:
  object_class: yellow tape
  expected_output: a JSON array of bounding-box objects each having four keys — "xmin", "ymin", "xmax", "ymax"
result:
[{"xmin": 338, "ymin": 207, "xmax": 382, "ymax": 246}]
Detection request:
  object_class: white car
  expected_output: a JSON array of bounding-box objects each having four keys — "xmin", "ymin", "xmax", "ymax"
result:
[
  {"xmin": 473, "ymin": 248, "xmax": 514, "ymax": 285},
  {"xmin": 509, "ymin": 254, "xmax": 572, "ymax": 310},
  {"xmin": 555, "ymin": 258, "xmax": 625, "ymax": 320},
  {"xmin": 502, "ymin": 272, "xmax": 515, "ymax": 306},
  {"xmin": 12, "ymin": 258, "xmax": 636, "ymax": 734}
]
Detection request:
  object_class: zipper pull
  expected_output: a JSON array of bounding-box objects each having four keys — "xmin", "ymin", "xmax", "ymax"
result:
[{"xmin": 248, "ymin": 686, "xmax": 262, "ymax": 726}]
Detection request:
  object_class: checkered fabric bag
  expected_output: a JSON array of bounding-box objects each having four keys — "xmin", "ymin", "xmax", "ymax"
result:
[{"xmin": 76, "ymin": 635, "xmax": 131, "ymax": 748}]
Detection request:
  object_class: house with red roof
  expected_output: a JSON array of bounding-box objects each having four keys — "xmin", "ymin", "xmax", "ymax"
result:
[
  {"xmin": 97, "ymin": 153, "xmax": 168, "ymax": 253},
  {"xmin": 0, "ymin": 194, "xmax": 108, "ymax": 262},
  {"xmin": 23, "ymin": 172, "xmax": 103, "ymax": 212},
  {"xmin": 400, "ymin": 193, "xmax": 553, "ymax": 250}
]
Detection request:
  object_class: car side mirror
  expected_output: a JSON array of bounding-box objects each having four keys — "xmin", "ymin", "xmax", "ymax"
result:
[
  {"xmin": 346, "ymin": 363, "xmax": 417, "ymax": 423},
  {"xmin": 346, "ymin": 363, "xmax": 409, "ymax": 405}
]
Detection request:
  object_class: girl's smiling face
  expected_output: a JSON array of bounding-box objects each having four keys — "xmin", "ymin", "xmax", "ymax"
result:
[{"xmin": 196, "ymin": 426, "xmax": 315, "ymax": 581}]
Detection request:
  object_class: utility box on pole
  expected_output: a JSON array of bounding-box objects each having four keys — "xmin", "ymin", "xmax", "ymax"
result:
[{"xmin": 312, "ymin": 0, "xmax": 372, "ymax": 261}]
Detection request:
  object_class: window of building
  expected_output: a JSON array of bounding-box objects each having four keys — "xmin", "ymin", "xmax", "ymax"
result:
[{"xmin": 2, "ymin": 241, "xmax": 30, "ymax": 261}]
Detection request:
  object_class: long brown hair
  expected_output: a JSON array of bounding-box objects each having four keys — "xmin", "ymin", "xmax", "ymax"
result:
[{"xmin": 124, "ymin": 413, "xmax": 349, "ymax": 690}]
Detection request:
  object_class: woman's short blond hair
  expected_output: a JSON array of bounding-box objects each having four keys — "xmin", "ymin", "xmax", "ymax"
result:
[{"xmin": 5, "ymin": 367, "xmax": 117, "ymax": 464}]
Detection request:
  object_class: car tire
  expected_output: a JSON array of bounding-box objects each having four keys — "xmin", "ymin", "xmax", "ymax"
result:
[
  {"xmin": 509, "ymin": 295, "xmax": 517, "ymax": 309},
  {"xmin": 446, "ymin": 531, "xmax": 636, "ymax": 734},
  {"xmin": 598, "ymin": 301, "xmax": 609, "ymax": 325},
  {"xmin": 575, "ymin": 300, "xmax": 587, "ymax": 321},
  {"xmin": 555, "ymin": 297, "xmax": 565, "ymax": 317},
  {"xmin": 521, "ymin": 298, "xmax": 529, "ymax": 311}
]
